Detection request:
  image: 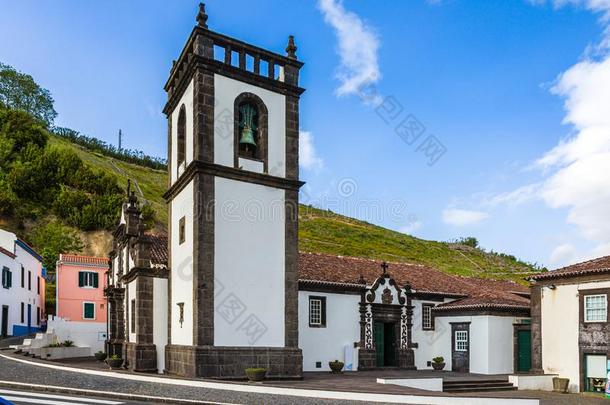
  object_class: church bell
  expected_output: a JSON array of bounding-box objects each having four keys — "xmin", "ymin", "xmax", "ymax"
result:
[{"xmin": 239, "ymin": 126, "xmax": 257, "ymax": 148}]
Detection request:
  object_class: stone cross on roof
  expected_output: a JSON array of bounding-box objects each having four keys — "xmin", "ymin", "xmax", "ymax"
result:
[{"xmin": 381, "ymin": 261, "xmax": 389, "ymax": 275}]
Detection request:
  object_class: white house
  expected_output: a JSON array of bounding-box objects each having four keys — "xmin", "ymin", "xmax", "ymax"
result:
[
  {"xmin": 0, "ymin": 228, "xmax": 45, "ymax": 338},
  {"xmin": 103, "ymin": 3, "xmax": 531, "ymax": 379},
  {"xmin": 530, "ymin": 255, "xmax": 610, "ymax": 393}
]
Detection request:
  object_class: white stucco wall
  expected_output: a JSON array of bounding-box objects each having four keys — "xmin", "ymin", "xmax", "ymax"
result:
[
  {"xmin": 214, "ymin": 177, "xmax": 285, "ymax": 347},
  {"xmin": 541, "ymin": 280, "xmax": 610, "ymax": 392},
  {"xmin": 299, "ymin": 291, "xmax": 360, "ymax": 372},
  {"xmin": 214, "ymin": 74, "xmax": 286, "ymax": 176},
  {"xmin": 47, "ymin": 316, "xmax": 106, "ymax": 355},
  {"xmin": 153, "ymin": 278, "xmax": 168, "ymax": 373},
  {"xmin": 431, "ymin": 315, "xmax": 522, "ymax": 375},
  {"xmin": 0, "ymin": 231, "xmax": 44, "ymax": 337},
  {"xmin": 170, "ymin": 181, "xmax": 194, "ymax": 346},
  {"xmin": 127, "ymin": 280, "xmax": 137, "ymax": 343},
  {"xmin": 411, "ymin": 298, "xmax": 455, "ymax": 370},
  {"xmin": 170, "ymin": 78, "xmax": 194, "ymax": 185}
]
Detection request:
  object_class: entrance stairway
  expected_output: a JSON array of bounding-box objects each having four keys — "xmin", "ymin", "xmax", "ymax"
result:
[{"xmin": 443, "ymin": 378, "xmax": 517, "ymax": 393}]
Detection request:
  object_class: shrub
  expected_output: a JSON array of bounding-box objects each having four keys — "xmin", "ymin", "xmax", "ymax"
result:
[
  {"xmin": 62, "ymin": 340, "xmax": 74, "ymax": 347},
  {"xmin": 432, "ymin": 356, "xmax": 444, "ymax": 364}
]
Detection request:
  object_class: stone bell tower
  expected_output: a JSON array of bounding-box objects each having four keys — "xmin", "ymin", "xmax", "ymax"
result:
[{"xmin": 163, "ymin": 3, "xmax": 304, "ymax": 378}]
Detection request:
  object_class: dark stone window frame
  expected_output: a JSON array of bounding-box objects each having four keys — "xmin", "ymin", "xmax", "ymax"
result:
[
  {"xmin": 179, "ymin": 216, "xmax": 186, "ymax": 245},
  {"xmin": 579, "ymin": 288, "xmax": 609, "ymax": 325},
  {"xmin": 176, "ymin": 104, "xmax": 187, "ymax": 174},
  {"xmin": 421, "ymin": 303, "xmax": 435, "ymax": 331},
  {"xmin": 233, "ymin": 92, "xmax": 269, "ymax": 173},
  {"xmin": 308, "ymin": 295, "xmax": 326, "ymax": 328}
]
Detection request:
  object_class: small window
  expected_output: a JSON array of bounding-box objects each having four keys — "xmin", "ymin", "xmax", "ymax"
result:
[
  {"xmin": 177, "ymin": 104, "xmax": 186, "ymax": 169},
  {"xmin": 78, "ymin": 271, "xmax": 99, "ymax": 288},
  {"xmin": 585, "ymin": 295, "xmax": 607, "ymax": 322},
  {"xmin": 20, "ymin": 302, "xmax": 24, "ymax": 323},
  {"xmin": 455, "ymin": 330, "xmax": 468, "ymax": 352},
  {"xmin": 131, "ymin": 299, "xmax": 136, "ymax": 333},
  {"xmin": 36, "ymin": 307, "xmax": 40, "ymax": 325},
  {"xmin": 28, "ymin": 271, "xmax": 31, "ymax": 291},
  {"xmin": 21, "ymin": 266, "xmax": 24, "ymax": 288},
  {"xmin": 37, "ymin": 276, "xmax": 40, "ymax": 294},
  {"xmin": 309, "ymin": 296, "xmax": 326, "ymax": 327},
  {"xmin": 179, "ymin": 217, "xmax": 186, "ymax": 245},
  {"xmin": 83, "ymin": 302, "xmax": 95, "ymax": 320},
  {"xmin": 422, "ymin": 304, "xmax": 434, "ymax": 330},
  {"xmin": 1, "ymin": 267, "xmax": 11, "ymax": 289}
]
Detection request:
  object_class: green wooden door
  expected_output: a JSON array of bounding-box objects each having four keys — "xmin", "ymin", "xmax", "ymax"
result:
[
  {"xmin": 374, "ymin": 322, "xmax": 384, "ymax": 367},
  {"xmin": 517, "ymin": 330, "xmax": 532, "ymax": 372}
]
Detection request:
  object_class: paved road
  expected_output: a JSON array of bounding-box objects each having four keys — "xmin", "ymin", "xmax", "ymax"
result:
[
  {"xmin": 0, "ymin": 389, "xmax": 149, "ymax": 405},
  {"xmin": 0, "ymin": 355, "xmax": 368, "ymax": 405}
]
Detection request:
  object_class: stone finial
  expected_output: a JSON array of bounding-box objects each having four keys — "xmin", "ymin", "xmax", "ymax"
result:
[
  {"xmin": 196, "ymin": 3, "xmax": 208, "ymax": 29},
  {"xmin": 286, "ymin": 35, "xmax": 297, "ymax": 59}
]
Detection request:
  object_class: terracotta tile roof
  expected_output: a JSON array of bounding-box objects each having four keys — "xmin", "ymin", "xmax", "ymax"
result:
[
  {"xmin": 58, "ymin": 254, "xmax": 108, "ymax": 267},
  {"xmin": 143, "ymin": 234, "xmax": 168, "ymax": 266},
  {"xmin": 530, "ymin": 255, "xmax": 610, "ymax": 281},
  {"xmin": 298, "ymin": 252, "xmax": 530, "ymax": 311}
]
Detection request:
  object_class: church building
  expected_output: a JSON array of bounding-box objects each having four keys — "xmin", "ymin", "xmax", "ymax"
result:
[{"xmin": 105, "ymin": 3, "xmax": 532, "ymax": 379}]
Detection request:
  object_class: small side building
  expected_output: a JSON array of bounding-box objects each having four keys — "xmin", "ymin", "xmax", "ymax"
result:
[
  {"xmin": 0, "ymin": 228, "xmax": 45, "ymax": 337},
  {"xmin": 530, "ymin": 255, "xmax": 610, "ymax": 393},
  {"xmin": 56, "ymin": 254, "xmax": 108, "ymax": 324}
]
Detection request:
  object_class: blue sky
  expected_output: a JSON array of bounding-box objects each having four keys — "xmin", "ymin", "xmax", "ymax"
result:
[{"xmin": 2, "ymin": 0, "xmax": 610, "ymax": 269}]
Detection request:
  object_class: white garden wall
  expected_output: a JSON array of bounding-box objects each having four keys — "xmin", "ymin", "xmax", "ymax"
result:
[{"xmin": 298, "ymin": 291, "xmax": 360, "ymax": 372}]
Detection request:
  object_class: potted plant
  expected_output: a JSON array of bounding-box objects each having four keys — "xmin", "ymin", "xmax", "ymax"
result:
[
  {"xmin": 245, "ymin": 367, "xmax": 266, "ymax": 382},
  {"xmin": 329, "ymin": 360, "xmax": 344, "ymax": 373},
  {"xmin": 431, "ymin": 356, "xmax": 445, "ymax": 371},
  {"xmin": 553, "ymin": 377, "xmax": 569, "ymax": 393},
  {"xmin": 62, "ymin": 340, "xmax": 75, "ymax": 347},
  {"xmin": 94, "ymin": 351, "xmax": 107, "ymax": 362},
  {"xmin": 106, "ymin": 354, "xmax": 123, "ymax": 370}
]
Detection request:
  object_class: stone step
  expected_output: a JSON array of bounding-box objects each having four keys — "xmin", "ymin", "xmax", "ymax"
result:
[
  {"xmin": 443, "ymin": 379, "xmax": 516, "ymax": 392},
  {"xmin": 444, "ymin": 385, "xmax": 517, "ymax": 392}
]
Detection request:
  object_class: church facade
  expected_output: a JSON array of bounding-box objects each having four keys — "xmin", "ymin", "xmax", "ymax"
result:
[{"xmin": 105, "ymin": 3, "xmax": 532, "ymax": 379}]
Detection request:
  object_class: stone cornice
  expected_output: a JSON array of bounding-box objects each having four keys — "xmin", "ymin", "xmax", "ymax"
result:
[{"xmin": 164, "ymin": 160, "xmax": 304, "ymax": 202}]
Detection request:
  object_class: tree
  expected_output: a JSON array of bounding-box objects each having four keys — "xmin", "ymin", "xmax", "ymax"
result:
[
  {"xmin": 457, "ymin": 236, "xmax": 479, "ymax": 249},
  {"xmin": 0, "ymin": 63, "xmax": 57, "ymax": 126},
  {"xmin": 29, "ymin": 221, "xmax": 84, "ymax": 275}
]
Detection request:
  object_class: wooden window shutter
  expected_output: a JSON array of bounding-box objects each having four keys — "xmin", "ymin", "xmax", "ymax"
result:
[
  {"xmin": 321, "ymin": 297, "xmax": 327, "ymax": 327},
  {"xmin": 78, "ymin": 272, "xmax": 85, "ymax": 287},
  {"xmin": 93, "ymin": 273, "xmax": 99, "ymax": 288}
]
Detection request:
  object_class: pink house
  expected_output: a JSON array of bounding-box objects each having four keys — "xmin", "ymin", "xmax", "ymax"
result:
[{"xmin": 56, "ymin": 254, "xmax": 108, "ymax": 323}]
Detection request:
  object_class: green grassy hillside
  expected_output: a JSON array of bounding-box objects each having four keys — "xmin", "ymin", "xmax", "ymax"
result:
[{"xmin": 43, "ymin": 134, "xmax": 539, "ymax": 282}]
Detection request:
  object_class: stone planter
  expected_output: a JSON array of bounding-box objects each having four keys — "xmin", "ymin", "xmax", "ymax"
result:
[
  {"xmin": 106, "ymin": 358, "xmax": 123, "ymax": 370},
  {"xmin": 432, "ymin": 362, "xmax": 445, "ymax": 371},
  {"xmin": 245, "ymin": 368, "xmax": 266, "ymax": 382},
  {"xmin": 33, "ymin": 346, "xmax": 91, "ymax": 360},
  {"xmin": 552, "ymin": 377, "xmax": 569, "ymax": 393},
  {"xmin": 329, "ymin": 361, "xmax": 344, "ymax": 373}
]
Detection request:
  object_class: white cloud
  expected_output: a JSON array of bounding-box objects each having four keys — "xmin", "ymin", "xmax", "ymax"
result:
[
  {"xmin": 549, "ymin": 243, "xmax": 577, "ymax": 266},
  {"xmin": 476, "ymin": 0, "xmax": 610, "ymax": 266},
  {"xmin": 317, "ymin": 0, "xmax": 381, "ymax": 99},
  {"xmin": 299, "ymin": 130, "xmax": 324, "ymax": 171},
  {"xmin": 442, "ymin": 209, "xmax": 489, "ymax": 226},
  {"xmin": 483, "ymin": 183, "xmax": 542, "ymax": 207},
  {"xmin": 399, "ymin": 220, "xmax": 422, "ymax": 235}
]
